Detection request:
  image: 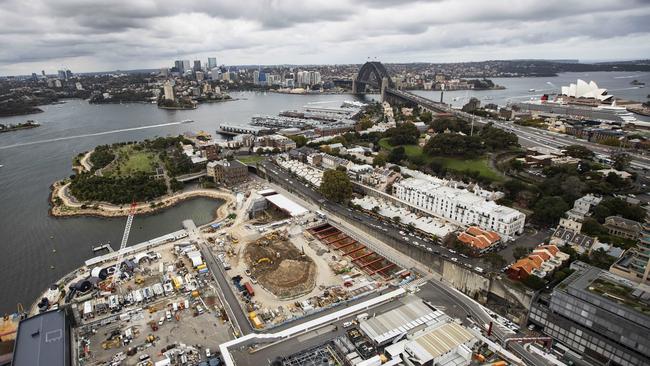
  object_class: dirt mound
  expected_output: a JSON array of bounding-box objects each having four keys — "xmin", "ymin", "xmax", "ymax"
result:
[{"xmin": 244, "ymin": 233, "xmax": 316, "ymax": 298}]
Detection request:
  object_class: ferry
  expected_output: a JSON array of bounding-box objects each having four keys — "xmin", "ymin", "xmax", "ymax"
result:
[{"xmin": 181, "ymin": 119, "xmax": 194, "ymax": 124}]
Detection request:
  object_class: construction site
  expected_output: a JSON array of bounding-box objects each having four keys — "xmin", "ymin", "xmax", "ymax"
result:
[{"xmin": 213, "ymin": 184, "xmax": 419, "ymax": 331}]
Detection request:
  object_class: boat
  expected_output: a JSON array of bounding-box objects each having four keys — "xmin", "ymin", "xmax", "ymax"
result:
[
  {"xmin": 181, "ymin": 119, "xmax": 194, "ymax": 124},
  {"xmin": 630, "ymin": 80, "xmax": 646, "ymax": 87},
  {"xmin": 528, "ymin": 89, "xmax": 536, "ymax": 92}
]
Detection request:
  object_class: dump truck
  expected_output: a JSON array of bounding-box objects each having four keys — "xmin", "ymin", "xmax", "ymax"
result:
[{"xmin": 244, "ymin": 282, "xmax": 254, "ymax": 297}]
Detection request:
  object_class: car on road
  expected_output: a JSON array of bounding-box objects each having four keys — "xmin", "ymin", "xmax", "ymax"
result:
[
  {"xmin": 205, "ymin": 348, "xmax": 211, "ymax": 358},
  {"xmin": 158, "ymin": 316, "xmax": 164, "ymax": 325},
  {"xmin": 451, "ymin": 257, "xmax": 458, "ymax": 262},
  {"xmin": 449, "ymin": 249, "xmax": 457, "ymax": 254},
  {"xmin": 166, "ymin": 310, "xmax": 172, "ymax": 321},
  {"xmin": 342, "ymin": 321, "xmax": 354, "ymax": 328}
]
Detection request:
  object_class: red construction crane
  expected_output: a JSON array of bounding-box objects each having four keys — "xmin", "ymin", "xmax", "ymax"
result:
[{"xmin": 111, "ymin": 201, "xmax": 138, "ymax": 285}]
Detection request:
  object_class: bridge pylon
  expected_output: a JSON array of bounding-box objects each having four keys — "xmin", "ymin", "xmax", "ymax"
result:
[{"xmin": 381, "ymin": 77, "xmax": 388, "ymax": 102}]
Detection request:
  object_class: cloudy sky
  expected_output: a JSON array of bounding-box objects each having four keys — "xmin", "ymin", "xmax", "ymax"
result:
[{"xmin": 1, "ymin": 0, "xmax": 649, "ymax": 75}]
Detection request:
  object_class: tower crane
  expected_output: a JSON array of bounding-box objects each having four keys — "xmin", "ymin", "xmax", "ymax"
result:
[{"xmin": 110, "ymin": 201, "xmax": 138, "ymax": 285}]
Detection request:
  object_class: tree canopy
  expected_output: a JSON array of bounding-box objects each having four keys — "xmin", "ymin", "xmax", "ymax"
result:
[
  {"xmin": 532, "ymin": 196, "xmax": 570, "ymax": 226},
  {"xmin": 320, "ymin": 169, "xmax": 352, "ymax": 203},
  {"xmin": 424, "ymin": 133, "xmax": 483, "ymax": 158},
  {"xmin": 385, "ymin": 122, "xmax": 420, "ymax": 146},
  {"xmin": 563, "ymin": 145, "xmax": 594, "ymax": 160}
]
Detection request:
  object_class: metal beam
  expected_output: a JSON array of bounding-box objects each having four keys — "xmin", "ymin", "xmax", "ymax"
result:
[
  {"xmin": 336, "ymin": 241, "xmax": 358, "ymax": 251},
  {"xmin": 352, "ymin": 252, "xmax": 373, "ymax": 262},
  {"xmin": 343, "ymin": 246, "xmax": 365, "ymax": 256},
  {"xmin": 371, "ymin": 263, "xmax": 395, "ymax": 276},
  {"xmin": 360, "ymin": 257, "xmax": 383, "ymax": 268}
]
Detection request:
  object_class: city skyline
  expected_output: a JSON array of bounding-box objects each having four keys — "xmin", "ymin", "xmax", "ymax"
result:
[{"xmin": 1, "ymin": 0, "xmax": 650, "ymax": 75}]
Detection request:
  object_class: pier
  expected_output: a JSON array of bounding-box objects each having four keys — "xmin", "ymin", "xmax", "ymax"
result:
[
  {"xmin": 218, "ymin": 124, "xmax": 273, "ymax": 136},
  {"xmin": 91, "ymin": 243, "xmax": 114, "ymax": 253}
]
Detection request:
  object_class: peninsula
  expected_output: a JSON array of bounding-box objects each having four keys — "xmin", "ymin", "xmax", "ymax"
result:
[{"xmin": 50, "ymin": 135, "xmax": 232, "ymax": 217}]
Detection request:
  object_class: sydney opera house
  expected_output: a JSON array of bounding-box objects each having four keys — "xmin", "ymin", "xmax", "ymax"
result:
[{"xmin": 560, "ymin": 79, "xmax": 613, "ymax": 102}]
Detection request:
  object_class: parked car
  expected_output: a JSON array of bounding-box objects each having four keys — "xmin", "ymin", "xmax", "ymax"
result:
[{"xmin": 342, "ymin": 321, "xmax": 354, "ymax": 328}]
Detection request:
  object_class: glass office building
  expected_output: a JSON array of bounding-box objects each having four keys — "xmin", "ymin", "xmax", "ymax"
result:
[{"xmin": 529, "ymin": 262, "xmax": 650, "ymax": 366}]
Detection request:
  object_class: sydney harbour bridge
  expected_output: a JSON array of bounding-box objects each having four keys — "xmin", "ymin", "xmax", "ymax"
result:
[{"xmin": 352, "ymin": 61, "xmax": 452, "ymax": 114}]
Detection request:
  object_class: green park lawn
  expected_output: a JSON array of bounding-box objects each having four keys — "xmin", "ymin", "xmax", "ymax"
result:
[
  {"xmin": 237, "ymin": 155, "xmax": 265, "ymax": 165},
  {"xmin": 378, "ymin": 137, "xmax": 501, "ymax": 181},
  {"xmin": 105, "ymin": 145, "xmax": 159, "ymax": 177}
]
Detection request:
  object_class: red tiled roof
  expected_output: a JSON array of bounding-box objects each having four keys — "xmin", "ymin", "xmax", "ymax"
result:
[{"xmin": 457, "ymin": 226, "xmax": 501, "ymax": 250}]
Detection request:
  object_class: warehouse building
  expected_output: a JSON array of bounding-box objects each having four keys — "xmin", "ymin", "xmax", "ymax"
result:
[
  {"xmin": 359, "ymin": 296, "xmax": 448, "ymax": 346},
  {"xmin": 403, "ymin": 322, "xmax": 478, "ymax": 365},
  {"xmin": 12, "ymin": 310, "xmax": 71, "ymax": 366}
]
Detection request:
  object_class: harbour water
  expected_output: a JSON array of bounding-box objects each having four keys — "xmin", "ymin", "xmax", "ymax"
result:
[{"xmin": 0, "ymin": 72, "xmax": 648, "ymax": 313}]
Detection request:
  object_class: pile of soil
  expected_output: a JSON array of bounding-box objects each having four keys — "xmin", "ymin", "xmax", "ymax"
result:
[{"xmin": 244, "ymin": 235, "xmax": 316, "ymax": 298}]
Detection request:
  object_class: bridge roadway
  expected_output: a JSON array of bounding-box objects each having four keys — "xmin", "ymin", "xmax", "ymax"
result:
[{"xmin": 389, "ymin": 88, "xmax": 650, "ymax": 172}]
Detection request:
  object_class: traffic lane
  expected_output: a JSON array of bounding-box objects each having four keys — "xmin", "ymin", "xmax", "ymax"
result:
[
  {"xmin": 423, "ymin": 281, "xmax": 550, "ymax": 366},
  {"xmin": 266, "ymin": 162, "xmax": 479, "ymax": 268},
  {"xmin": 200, "ymin": 243, "xmax": 254, "ymax": 335},
  {"xmin": 230, "ymin": 292, "xmax": 407, "ymax": 365},
  {"xmin": 266, "ymin": 163, "xmax": 547, "ymax": 365}
]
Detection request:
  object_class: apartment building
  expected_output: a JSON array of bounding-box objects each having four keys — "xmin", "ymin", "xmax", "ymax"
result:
[{"xmin": 393, "ymin": 177, "xmax": 525, "ymax": 238}]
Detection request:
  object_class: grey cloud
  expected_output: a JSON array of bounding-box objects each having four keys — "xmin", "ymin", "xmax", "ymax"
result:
[{"xmin": 0, "ymin": 0, "xmax": 649, "ymax": 75}]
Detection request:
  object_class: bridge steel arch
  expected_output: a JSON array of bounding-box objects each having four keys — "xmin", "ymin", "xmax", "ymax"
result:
[{"xmin": 354, "ymin": 61, "xmax": 394, "ymax": 94}]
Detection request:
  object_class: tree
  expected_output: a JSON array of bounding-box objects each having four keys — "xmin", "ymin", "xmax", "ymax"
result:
[
  {"xmin": 479, "ymin": 123, "xmax": 519, "ymax": 150},
  {"xmin": 372, "ymin": 154, "xmax": 387, "ymax": 167},
  {"xmin": 289, "ymin": 135, "xmax": 308, "ymax": 147},
  {"xmin": 430, "ymin": 117, "xmax": 470, "ymax": 134},
  {"xmin": 484, "ymin": 253, "xmax": 507, "ymax": 268},
  {"xmin": 420, "ymin": 111, "xmax": 433, "ymax": 124},
  {"xmin": 522, "ymin": 275, "xmax": 546, "ymax": 290},
  {"xmin": 424, "ymin": 133, "xmax": 483, "ymax": 158},
  {"xmin": 385, "ymin": 122, "xmax": 420, "ymax": 146},
  {"xmin": 532, "ymin": 196, "xmax": 569, "ymax": 226},
  {"xmin": 513, "ymin": 246, "xmax": 531, "ymax": 259},
  {"xmin": 357, "ymin": 116, "xmax": 374, "ymax": 130},
  {"xmin": 611, "ymin": 152, "xmax": 631, "ymax": 171},
  {"xmin": 509, "ymin": 159, "xmax": 524, "ymax": 171},
  {"xmin": 388, "ymin": 146, "xmax": 406, "ymax": 163},
  {"xmin": 319, "ymin": 169, "xmax": 352, "ymax": 203},
  {"xmin": 564, "ymin": 145, "xmax": 594, "ymax": 160}
]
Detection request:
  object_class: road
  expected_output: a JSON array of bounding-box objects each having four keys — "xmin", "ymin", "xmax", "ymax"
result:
[
  {"xmin": 259, "ymin": 161, "xmax": 552, "ymax": 365},
  {"xmin": 447, "ymin": 104, "xmax": 650, "ymax": 172},
  {"xmin": 259, "ymin": 160, "xmax": 485, "ymax": 269},
  {"xmin": 398, "ymin": 89, "xmax": 650, "ymax": 174},
  {"xmin": 420, "ymin": 281, "xmax": 550, "ymax": 366}
]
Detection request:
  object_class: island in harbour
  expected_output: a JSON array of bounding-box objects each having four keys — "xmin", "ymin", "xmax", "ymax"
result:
[{"xmin": 0, "ymin": 120, "xmax": 40, "ymax": 133}]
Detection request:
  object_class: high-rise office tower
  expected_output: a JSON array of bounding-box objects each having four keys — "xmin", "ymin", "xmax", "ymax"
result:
[
  {"xmin": 174, "ymin": 60, "xmax": 184, "ymax": 73},
  {"xmin": 207, "ymin": 57, "xmax": 217, "ymax": 69},
  {"xmin": 193, "ymin": 60, "xmax": 201, "ymax": 72},
  {"xmin": 182, "ymin": 60, "xmax": 190, "ymax": 74},
  {"xmin": 163, "ymin": 81, "xmax": 175, "ymax": 101}
]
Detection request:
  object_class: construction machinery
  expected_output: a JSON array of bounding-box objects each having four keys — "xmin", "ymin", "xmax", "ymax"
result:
[
  {"xmin": 110, "ymin": 201, "xmax": 138, "ymax": 286},
  {"xmin": 257, "ymin": 257, "xmax": 271, "ymax": 265}
]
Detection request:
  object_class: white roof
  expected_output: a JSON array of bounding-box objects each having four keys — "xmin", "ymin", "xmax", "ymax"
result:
[{"xmin": 265, "ymin": 194, "xmax": 309, "ymax": 216}]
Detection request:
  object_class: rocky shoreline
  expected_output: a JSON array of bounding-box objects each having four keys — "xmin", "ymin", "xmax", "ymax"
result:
[{"xmin": 49, "ymin": 180, "xmax": 234, "ymax": 219}]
